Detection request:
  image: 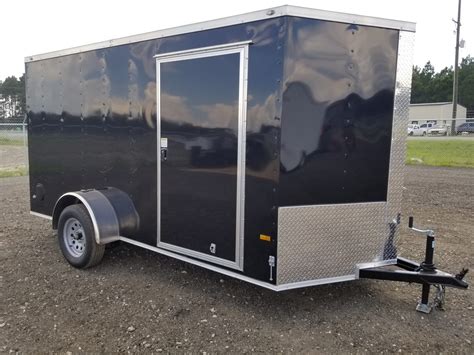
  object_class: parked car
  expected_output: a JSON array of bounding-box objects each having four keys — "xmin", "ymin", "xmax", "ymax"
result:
[
  {"xmin": 428, "ymin": 124, "xmax": 448, "ymax": 136},
  {"xmin": 456, "ymin": 122, "xmax": 474, "ymax": 134},
  {"xmin": 408, "ymin": 123, "xmax": 433, "ymax": 136}
]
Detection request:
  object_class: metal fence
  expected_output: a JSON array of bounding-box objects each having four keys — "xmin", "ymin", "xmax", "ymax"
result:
[
  {"xmin": 0, "ymin": 116, "xmax": 28, "ymax": 176},
  {"xmin": 0, "ymin": 117, "xmax": 28, "ymax": 144}
]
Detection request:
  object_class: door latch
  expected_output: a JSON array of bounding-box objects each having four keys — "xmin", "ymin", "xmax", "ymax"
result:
[
  {"xmin": 160, "ymin": 147, "xmax": 167, "ymax": 162},
  {"xmin": 268, "ymin": 256, "xmax": 275, "ymax": 281},
  {"xmin": 160, "ymin": 137, "xmax": 168, "ymax": 162}
]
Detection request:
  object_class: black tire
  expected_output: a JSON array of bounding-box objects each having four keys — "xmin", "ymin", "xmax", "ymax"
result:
[{"xmin": 57, "ymin": 204, "xmax": 105, "ymax": 268}]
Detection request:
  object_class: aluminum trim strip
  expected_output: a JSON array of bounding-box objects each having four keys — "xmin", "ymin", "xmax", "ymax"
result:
[
  {"xmin": 153, "ymin": 40, "xmax": 252, "ymax": 59},
  {"xmin": 155, "ymin": 47, "xmax": 243, "ymax": 65},
  {"xmin": 275, "ymin": 275, "xmax": 356, "ymax": 291},
  {"xmin": 120, "ymin": 237, "xmax": 277, "ymax": 290},
  {"xmin": 279, "ymin": 201, "xmax": 387, "ymax": 210},
  {"xmin": 25, "ymin": 5, "xmax": 415, "ymax": 62},
  {"xmin": 237, "ymin": 44, "xmax": 249, "ymax": 269},
  {"xmin": 156, "ymin": 58, "xmax": 162, "ymax": 257},
  {"xmin": 119, "ymin": 237, "xmax": 357, "ymax": 291},
  {"xmin": 287, "ymin": 6, "xmax": 415, "ymax": 32},
  {"xmin": 384, "ymin": 30, "xmax": 416, "ymax": 258},
  {"xmin": 30, "ymin": 211, "xmax": 53, "ymax": 220}
]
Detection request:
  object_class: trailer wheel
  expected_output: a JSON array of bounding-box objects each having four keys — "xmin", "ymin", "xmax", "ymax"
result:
[{"xmin": 57, "ymin": 204, "xmax": 105, "ymax": 268}]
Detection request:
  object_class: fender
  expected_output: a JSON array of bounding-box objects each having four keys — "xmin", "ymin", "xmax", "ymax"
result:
[{"xmin": 52, "ymin": 188, "xmax": 139, "ymax": 245}]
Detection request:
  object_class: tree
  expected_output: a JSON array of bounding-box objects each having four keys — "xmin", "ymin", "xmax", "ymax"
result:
[
  {"xmin": 0, "ymin": 76, "xmax": 21, "ymax": 97},
  {"xmin": 0, "ymin": 79, "xmax": 4, "ymax": 119},
  {"xmin": 411, "ymin": 56, "xmax": 474, "ymax": 114},
  {"xmin": 458, "ymin": 56, "xmax": 474, "ymax": 112},
  {"xmin": 0, "ymin": 75, "xmax": 25, "ymax": 118},
  {"xmin": 18, "ymin": 74, "xmax": 26, "ymax": 114}
]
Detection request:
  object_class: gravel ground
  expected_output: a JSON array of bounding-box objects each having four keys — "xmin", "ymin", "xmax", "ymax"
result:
[{"xmin": 1, "ymin": 166, "xmax": 473, "ymax": 353}]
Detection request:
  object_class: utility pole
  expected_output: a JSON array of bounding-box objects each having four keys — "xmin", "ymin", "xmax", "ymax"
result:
[{"xmin": 451, "ymin": 0, "xmax": 461, "ymax": 135}]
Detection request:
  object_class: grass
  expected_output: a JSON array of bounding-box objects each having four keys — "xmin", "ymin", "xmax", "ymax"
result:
[
  {"xmin": 0, "ymin": 166, "xmax": 28, "ymax": 178},
  {"xmin": 406, "ymin": 139, "xmax": 474, "ymax": 168},
  {"xmin": 0, "ymin": 138, "xmax": 24, "ymax": 146}
]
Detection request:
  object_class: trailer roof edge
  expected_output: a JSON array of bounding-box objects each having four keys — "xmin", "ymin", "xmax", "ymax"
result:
[{"xmin": 24, "ymin": 5, "xmax": 416, "ymax": 63}]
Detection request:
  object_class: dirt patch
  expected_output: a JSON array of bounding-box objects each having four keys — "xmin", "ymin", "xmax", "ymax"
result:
[{"xmin": 1, "ymin": 166, "xmax": 473, "ymax": 353}]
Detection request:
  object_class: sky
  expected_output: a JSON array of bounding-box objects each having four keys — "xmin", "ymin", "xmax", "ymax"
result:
[{"xmin": 0, "ymin": 0, "xmax": 472, "ymax": 81}]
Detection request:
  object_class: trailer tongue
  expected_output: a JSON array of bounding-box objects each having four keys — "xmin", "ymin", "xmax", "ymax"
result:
[{"xmin": 359, "ymin": 217, "xmax": 468, "ymax": 313}]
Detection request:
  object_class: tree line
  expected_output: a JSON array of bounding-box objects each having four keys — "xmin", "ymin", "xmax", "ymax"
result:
[
  {"xmin": 0, "ymin": 74, "xmax": 25, "ymax": 119},
  {"xmin": 412, "ymin": 55, "xmax": 473, "ymax": 114},
  {"xmin": 1, "ymin": 56, "xmax": 473, "ymax": 119}
]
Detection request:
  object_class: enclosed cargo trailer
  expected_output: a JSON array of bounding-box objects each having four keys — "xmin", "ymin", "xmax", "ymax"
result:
[{"xmin": 26, "ymin": 5, "xmax": 467, "ymax": 311}]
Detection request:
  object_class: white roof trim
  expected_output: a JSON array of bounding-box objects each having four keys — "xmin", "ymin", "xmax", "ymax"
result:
[{"xmin": 25, "ymin": 5, "xmax": 416, "ymax": 63}]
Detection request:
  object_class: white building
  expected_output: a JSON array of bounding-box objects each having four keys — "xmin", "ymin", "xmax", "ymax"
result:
[{"xmin": 408, "ymin": 102, "xmax": 467, "ymax": 126}]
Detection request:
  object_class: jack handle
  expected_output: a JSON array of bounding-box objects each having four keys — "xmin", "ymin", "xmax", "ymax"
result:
[{"xmin": 408, "ymin": 216, "xmax": 435, "ymax": 237}]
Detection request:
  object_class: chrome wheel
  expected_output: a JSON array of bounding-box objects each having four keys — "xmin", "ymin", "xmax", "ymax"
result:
[{"xmin": 63, "ymin": 217, "xmax": 86, "ymax": 257}]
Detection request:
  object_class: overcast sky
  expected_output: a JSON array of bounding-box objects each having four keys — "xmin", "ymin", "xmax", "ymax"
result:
[{"xmin": 1, "ymin": 0, "xmax": 472, "ymax": 81}]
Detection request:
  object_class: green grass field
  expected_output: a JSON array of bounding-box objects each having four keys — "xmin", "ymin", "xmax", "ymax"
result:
[
  {"xmin": 0, "ymin": 138, "xmax": 24, "ymax": 146},
  {"xmin": 406, "ymin": 139, "xmax": 474, "ymax": 168},
  {"xmin": 0, "ymin": 166, "xmax": 27, "ymax": 178}
]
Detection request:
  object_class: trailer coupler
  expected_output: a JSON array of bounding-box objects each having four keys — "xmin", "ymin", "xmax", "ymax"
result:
[{"xmin": 358, "ymin": 217, "xmax": 468, "ymax": 313}]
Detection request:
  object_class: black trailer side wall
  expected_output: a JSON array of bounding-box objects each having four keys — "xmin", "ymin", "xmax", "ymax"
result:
[
  {"xmin": 26, "ymin": 15, "xmax": 399, "ymax": 283},
  {"xmin": 26, "ymin": 17, "xmax": 284, "ymax": 282},
  {"xmin": 279, "ymin": 18, "xmax": 398, "ymax": 206}
]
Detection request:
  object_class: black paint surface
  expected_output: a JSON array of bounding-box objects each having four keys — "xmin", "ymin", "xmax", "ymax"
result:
[{"xmin": 279, "ymin": 18, "xmax": 398, "ymax": 206}]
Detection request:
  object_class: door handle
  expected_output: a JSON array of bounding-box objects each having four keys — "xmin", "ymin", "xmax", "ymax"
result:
[
  {"xmin": 161, "ymin": 147, "xmax": 167, "ymax": 162},
  {"xmin": 160, "ymin": 137, "xmax": 168, "ymax": 162}
]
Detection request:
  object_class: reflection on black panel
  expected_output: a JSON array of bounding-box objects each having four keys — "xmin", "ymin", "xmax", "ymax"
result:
[
  {"xmin": 279, "ymin": 18, "xmax": 398, "ymax": 206},
  {"xmin": 27, "ymin": 17, "xmax": 284, "ymax": 282},
  {"xmin": 159, "ymin": 53, "xmax": 240, "ymax": 262}
]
